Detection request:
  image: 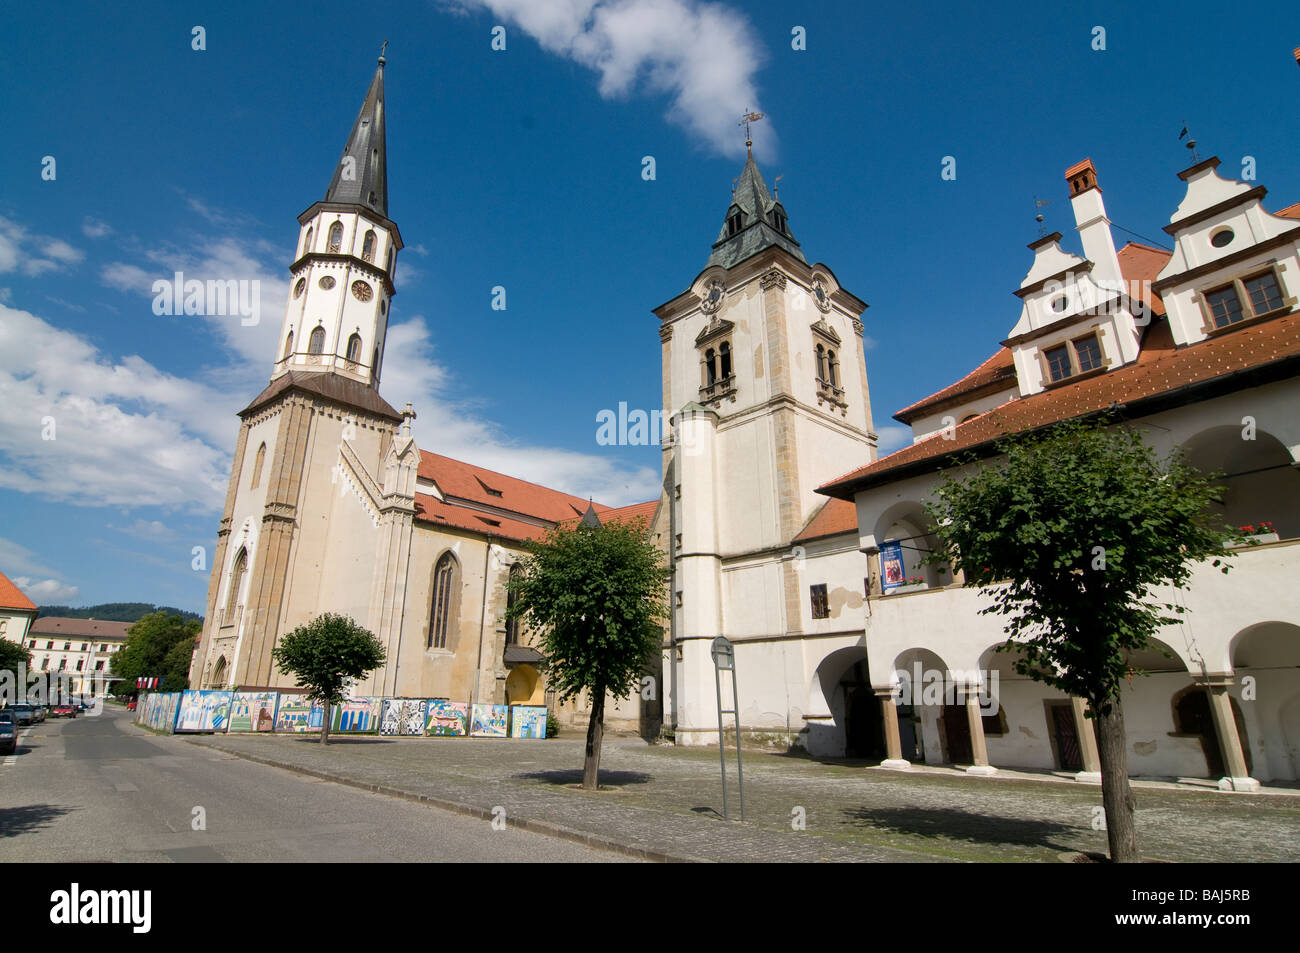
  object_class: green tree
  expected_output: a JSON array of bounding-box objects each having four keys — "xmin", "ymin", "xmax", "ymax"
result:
[
  {"xmin": 924, "ymin": 418, "xmax": 1239, "ymax": 862},
  {"xmin": 1, "ymin": 638, "xmax": 33, "ymax": 704},
  {"xmin": 270, "ymin": 613, "xmax": 386, "ymax": 745},
  {"xmin": 111, "ymin": 611, "xmax": 201, "ymax": 696},
  {"xmin": 506, "ymin": 514, "xmax": 668, "ymax": 789}
]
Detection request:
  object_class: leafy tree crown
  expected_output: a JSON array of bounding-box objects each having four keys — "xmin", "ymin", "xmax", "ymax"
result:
[{"xmin": 270, "ymin": 613, "xmax": 386, "ymax": 707}]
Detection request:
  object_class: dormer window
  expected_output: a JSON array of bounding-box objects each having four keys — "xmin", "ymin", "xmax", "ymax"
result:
[
  {"xmin": 1203, "ymin": 269, "xmax": 1287, "ymax": 331},
  {"xmin": 727, "ymin": 211, "xmax": 743, "ymax": 237},
  {"xmin": 771, "ymin": 209, "xmax": 786, "ymax": 234},
  {"xmin": 1044, "ymin": 333, "xmax": 1106, "ymax": 384}
]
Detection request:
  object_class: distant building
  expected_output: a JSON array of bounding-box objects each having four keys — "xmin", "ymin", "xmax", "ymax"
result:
[
  {"xmin": 0, "ymin": 572, "xmax": 39, "ymax": 653},
  {"xmin": 23, "ymin": 617, "xmax": 131, "ymax": 696}
]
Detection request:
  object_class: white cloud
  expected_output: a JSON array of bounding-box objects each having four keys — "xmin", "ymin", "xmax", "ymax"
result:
[
  {"xmin": 11, "ymin": 576, "xmax": 80, "ymax": 603},
  {"xmin": 100, "ymin": 262, "xmax": 155, "ymax": 293},
  {"xmin": 449, "ymin": 0, "xmax": 772, "ymax": 158},
  {"xmin": 0, "ymin": 302, "xmax": 234, "ymax": 509},
  {"xmin": 0, "ymin": 216, "xmax": 85, "ymax": 277},
  {"xmin": 875, "ymin": 425, "xmax": 913, "ymax": 456},
  {"xmin": 82, "ymin": 217, "xmax": 113, "ymax": 239},
  {"xmin": 381, "ymin": 315, "xmax": 661, "ymax": 505}
]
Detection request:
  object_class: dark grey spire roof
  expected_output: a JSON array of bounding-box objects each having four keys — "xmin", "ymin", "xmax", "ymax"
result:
[
  {"xmin": 707, "ymin": 148, "xmax": 805, "ymax": 270},
  {"xmin": 324, "ymin": 57, "xmax": 388, "ymax": 216},
  {"xmin": 579, "ymin": 502, "xmax": 603, "ymax": 529}
]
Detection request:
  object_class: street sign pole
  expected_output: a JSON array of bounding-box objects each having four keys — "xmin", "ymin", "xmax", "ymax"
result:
[{"xmin": 710, "ymin": 636, "xmax": 744, "ymax": 821}]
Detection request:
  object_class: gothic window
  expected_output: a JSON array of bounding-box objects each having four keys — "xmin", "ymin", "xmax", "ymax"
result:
[
  {"xmin": 250, "ymin": 442, "xmax": 266, "ymax": 489},
  {"xmin": 328, "ymin": 222, "xmax": 343, "ymax": 252},
  {"xmin": 225, "ymin": 548, "xmax": 247, "ymax": 621},
  {"xmin": 362, "ymin": 230, "xmax": 376, "ymax": 263},
  {"xmin": 506, "ymin": 564, "xmax": 523, "ymax": 645},
  {"xmin": 372, "ymin": 347, "xmax": 380, "ymax": 383},
  {"xmin": 283, "ymin": 331, "xmax": 293, "ymax": 360},
  {"xmin": 308, "ymin": 326, "xmax": 326, "ymax": 354},
  {"xmin": 346, "ymin": 333, "xmax": 362, "ymax": 363},
  {"xmin": 705, "ymin": 348, "xmax": 717, "ymax": 386},
  {"xmin": 826, "ymin": 349, "xmax": 838, "ymax": 387},
  {"xmin": 302, "ymin": 227, "xmax": 313, "ymax": 256},
  {"xmin": 719, "ymin": 341, "xmax": 732, "ymax": 380},
  {"xmin": 429, "ymin": 552, "xmax": 459, "ymax": 650}
]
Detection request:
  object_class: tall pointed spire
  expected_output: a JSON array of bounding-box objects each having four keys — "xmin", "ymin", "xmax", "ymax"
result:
[
  {"xmin": 324, "ymin": 49, "xmax": 388, "ymax": 216},
  {"xmin": 706, "ymin": 148, "xmax": 805, "ymax": 270}
]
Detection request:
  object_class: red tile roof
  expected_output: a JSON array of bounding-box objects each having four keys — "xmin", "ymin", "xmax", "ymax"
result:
[
  {"xmin": 418, "ymin": 451, "xmax": 611, "ymax": 524},
  {"xmin": 0, "ymin": 572, "xmax": 37, "ymax": 612},
  {"xmin": 597, "ymin": 499, "xmax": 660, "ymax": 527},
  {"xmin": 821, "ymin": 310, "xmax": 1300, "ymax": 497},
  {"xmin": 413, "ymin": 493, "xmax": 553, "ymax": 543},
  {"xmin": 893, "ymin": 243, "xmax": 1171, "ymax": 425},
  {"xmin": 1276, "ymin": 201, "xmax": 1300, "ymax": 220},
  {"xmin": 793, "ymin": 497, "xmax": 858, "ymax": 542}
]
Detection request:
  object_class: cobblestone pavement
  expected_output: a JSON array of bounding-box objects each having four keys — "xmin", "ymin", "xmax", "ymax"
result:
[{"xmin": 178, "ymin": 730, "xmax": 1300, "ymax": 863}]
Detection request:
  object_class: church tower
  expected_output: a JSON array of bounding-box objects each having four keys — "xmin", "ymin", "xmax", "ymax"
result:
[
  {"xmin": 654, "ymin": 138, "xmax": 877, "ymax": 745},
  {"xmin": 191, "ymin": 52, "xmax": 419, "ymax": 694}
]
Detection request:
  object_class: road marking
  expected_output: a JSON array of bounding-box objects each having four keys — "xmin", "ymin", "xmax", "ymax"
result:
[
  {"xmin": 3, "ymin": 729, "xmax": 32, "ymax": 766},
  {"xmin": 114, "ymin": 782, "xmax": 139, "ymax": 792}
]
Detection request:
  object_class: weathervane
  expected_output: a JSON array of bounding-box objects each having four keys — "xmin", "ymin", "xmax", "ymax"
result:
[
  {"xmin": 1033, "ymin": 195, "xmax": 1051, "ymax": 237},
  {"xmin": 1179, "ymin": 121, "xmax": 1199, "ymax": 163},
  {"xmin": 738, "ymin": 109, "xmax": 765, "ymax": 148},
  {"xmin": 379, "ymin": 39, "xmax": 388, "ymax": 64}
]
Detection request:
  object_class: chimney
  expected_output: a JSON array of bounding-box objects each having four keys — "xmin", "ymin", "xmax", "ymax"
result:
[{"xmin": 1065, "ymin": 158, "xmax": 1122, "ymax": 285}]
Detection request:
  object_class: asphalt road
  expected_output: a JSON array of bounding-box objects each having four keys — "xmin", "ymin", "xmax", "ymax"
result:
[{"xmin": 0, "ymin": 705, "xmax": 629, "ymax": 862}]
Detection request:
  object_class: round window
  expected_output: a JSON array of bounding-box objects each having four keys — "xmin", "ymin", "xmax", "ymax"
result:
[
  {"xmin": 293, "ymin": 278, "xmax": 305, "ymax": 299},
  {"xmin": 351, "ymin": 280, "xmax": 373, "ymax": 302},
  {"xmin": 1211, "ymin": 228, "xmax": 1234, "ymax": 248},
  {"xmin": 1050, "ymin": 295, "xmax": 1068, "ymax": 313},
  {"xmin": 318, "ymin": 275, "xmax": 336, "ymax": 290}
]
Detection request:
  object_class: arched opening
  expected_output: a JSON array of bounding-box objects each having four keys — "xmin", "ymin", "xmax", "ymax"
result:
[
  {"xmin": 505, "ymin": 564, "xmax": 523, "ymax": 645},
  {"xmin": 873, "ymin": 502, "xmax": 948, "ymax": 591},
  {"xmin": 505, "ymin": 663, "xmax": 542, "ymax": 706},
  {"xmin": 806, "ymin": 646, "xmax": 880, "ymax": 759},
  {"xmin": 892, "ymin": 647, "xmax": 957, "ymax": 764},
  {"xmin": 282, "ymin": 330, "xmax": 294, "ymax": 361},
  {"xmin": 1231, "ymin": 621, "xmax": 1300, "ymax": 781},
  {"xmin": 225, "ymin": 548, "xmax": 247, "ymax": 623},
  {"xmin": 362, "ymin": 230, "xmax": 376, "ymax": 262},
  {"xmin": 346, "ymin": 332, "xmax": 362, "ymax": 363},
  {"xmin": 827, "ymin": 349, "xmax": 838, "ymax": 387},
  {"xmin": 1172, "ymin": 686, "xmax": 1252, "ymax": 778},
  {"xmin": 249, "ymin": 442, "xmax": 266, "ymax": 490},
  {"xmin": 815, "ymin": 343, "xmax": 827, "ymax": 381},
  {"xmin": 308, "ymin": 326, "xmax": 325, "ymax": 355},
  {"xmin": 429, "ymin": 552, "xmax": 459, "ymax": 649},
  {"xmin": 327, "ymin": 222, "xmax": 343, "ymax": 252},
  {"xmin": 371, "ymin": 347, "xmax": 380, "ymax": 384},
  {"xmin": 719, "ymin": 341, "xmax": 732, "ymax": 380},
  {"xmin": 1182, "ymin": 425, "xmax": 1300, "ymax": 539},
  {"xmin": 302, "ymin": 227, "xmax": 313, "ymax": 257},
  {"xmin": 211, "ymin": 656, "xmax": 228, "ymax": 689},
  {"xmin": 704, "ymin": 348, "xmax": 717, "ymax": 386}
]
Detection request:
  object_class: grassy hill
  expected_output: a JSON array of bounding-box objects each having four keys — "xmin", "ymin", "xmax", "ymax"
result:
[{"xmin": 36, "ymin": 602, "xmax": 203, "ymax": 624}]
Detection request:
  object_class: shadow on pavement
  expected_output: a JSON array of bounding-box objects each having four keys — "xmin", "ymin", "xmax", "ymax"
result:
[
  {"xmin": 0, "ymin": 804, "xmax": 74, "ymax": 838},
  {"xmin": 842, "ymin": 805, "xmax": 1084, "ymax": 851},
  {"xmin": 514, "ymin": 769, "xmax": 652, "ymax": 787}
]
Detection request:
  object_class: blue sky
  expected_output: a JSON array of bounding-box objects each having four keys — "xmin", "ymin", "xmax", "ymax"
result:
[{"xmin": 1, "ymin": 0, "xmax": 1298, "ymax": 614}]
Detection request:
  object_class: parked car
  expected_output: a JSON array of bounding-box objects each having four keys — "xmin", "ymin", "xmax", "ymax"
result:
[
  {"xmin": 52, "ymin": 704, "xmax": 78, "ymax": 718},
  {"xmin": 126, "ymin": 698, "xmax": 137, "ymax": 711},
  {"xmin": 0, "ymin": 711, "xmax": 15, "ymax": 755},
  {"xmin": 5, "ymin": 704, "xmax": 36, "ymax": 727}
]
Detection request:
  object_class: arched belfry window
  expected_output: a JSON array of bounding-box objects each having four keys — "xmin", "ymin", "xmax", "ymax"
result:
[
  {"xmin": 815, "ymin": 344, "xmax": 827, "ymax": 381},
  {"xmin": 225, "ymin": 547, "xmax": 247, "ymax": 621},
  {"xmin": 705, "ymin": 348, "xmax": 717, "ymax": 386},
  {"xmin": 302, "ymin": 227, "xmax": 313, "ymax": 256},
  {"xmin": 371, "ymin": 347, "xmax": 380, "ymax": 383},
  {"xmin": 506, "ymin": 564, "xmax": 524, "ymax": 645},
  {"xmin": 283, "ymin": 330, "xmax": 294, "ymax": 361},
  {"xmin": 346, "ymin": 333, "xmax": 362, "ymax": 363},
  {"xmin": 362, "ymin": 230, "xmax": 376, "ymax": 263},
  {"xmin": 387, "ymin": 246, "xmax": 395, "ymax": 276},
  {"xmin": 308, "ymin": 326, "xmax": 325, "ymax": 355},
  {"xmin": 827, "ymin": 349, "xmax": 838, "ymax": 387},
  {"xmin": 250, "ymin": 442, "xmax": 267, "ymax": 489},
  {"xmin": 719, "ymin": 341, "xmax": 732, "ymax": 380},
  {"xmin": 429, "ymin": 552, "xmax": 459, "ymax": 649},
  {"xmin": 328, "ymin": 222, "xmax": 343, "ymax": 252}
]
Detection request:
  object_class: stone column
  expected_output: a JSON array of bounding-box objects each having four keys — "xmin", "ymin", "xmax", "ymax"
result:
[
  {"xmin": 964, "ymin": 686, "xmax": 997, "ymax": 775},
  {"xmin": 876, "ymin": 687, "xmax": 910, "ymax": 769},
  {"xmin": 1071, "ymin": 696, "xmax": 1102, "ymax": 783},
  {"xmin": 1202, "ymin": 676, "xmax": 1260, "ymax": 793}
]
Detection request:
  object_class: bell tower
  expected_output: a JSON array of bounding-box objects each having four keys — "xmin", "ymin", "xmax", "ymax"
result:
[{"xmin": 273, "ymin": 49, "xmax": 403, "ymax": 388}]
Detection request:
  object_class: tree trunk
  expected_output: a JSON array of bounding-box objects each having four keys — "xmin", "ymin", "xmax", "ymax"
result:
[
  {"xmin": 319, "ymin": 700, "xmax": 331, "ymax": 745},
  {"xmin": 1094, "ymin": 695, "xmax": 1138, "ymax": 862},
  {"xmin": 582, "ymin": 685, "xmax": 606, "ymax": 790}
]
